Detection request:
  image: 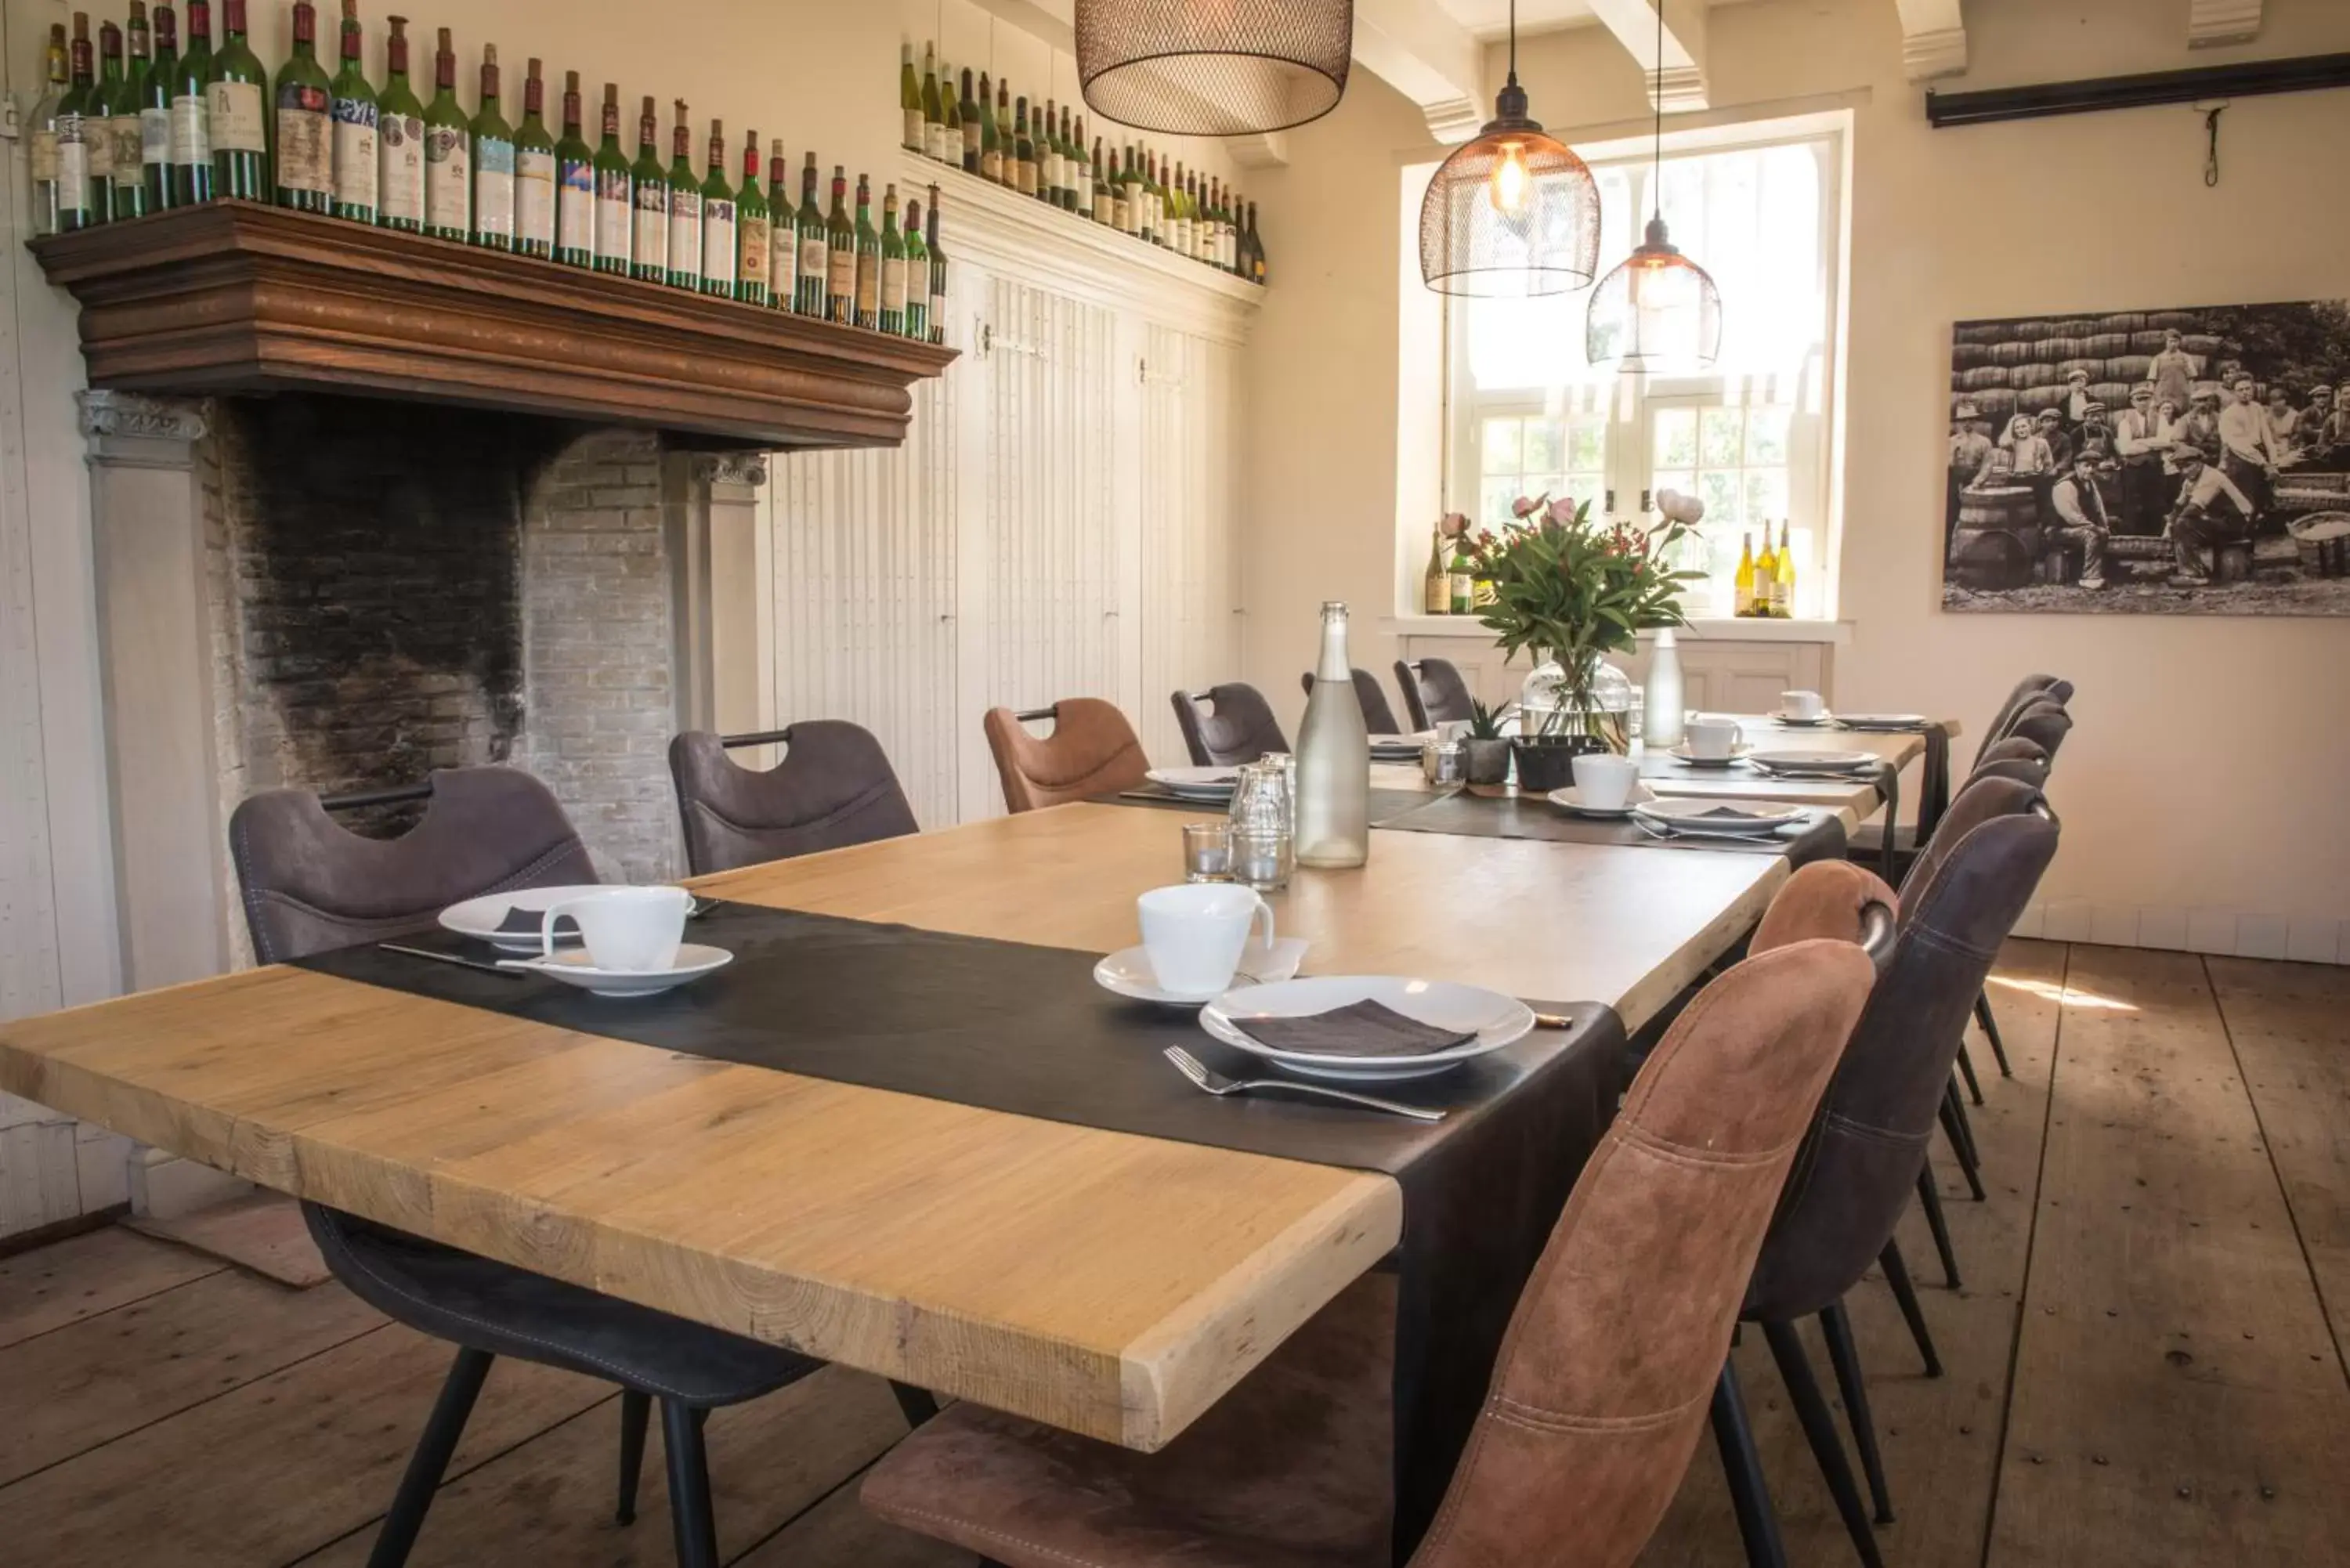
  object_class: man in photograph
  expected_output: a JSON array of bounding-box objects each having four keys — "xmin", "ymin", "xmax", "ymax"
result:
[
  {"xmin": 2218, "ymin": 374, "xmax": 2280, "ymax": 524},
  {"xmin": 2062, "ymin": 367, "xmax": 2095, "ymax": 427},
  {"xmin": 2149, "ymin": 327, "xmax": 2199, "ymax": 410},
  {"xmin": 2048, "ymin": 449, "xmax": 2111, "ymax": 589},
  {"xmin": 2167, "ymin": 450, "xmax": 2254, "ymax": 587},
  {"xmin": 2037, "ymin": 407, "xmax": 2074, "ymax": 470},
  {"xmin": 2302, "ymin": 385, "xmax": 2338, "ymax": 467},
  {"xmin": 2113, "ymin": 384, "xmax": 2170, "ymax": 533},
  {"xmin": 1948, "ymin": 400, "xmax": 1994, "ymax": 536}
]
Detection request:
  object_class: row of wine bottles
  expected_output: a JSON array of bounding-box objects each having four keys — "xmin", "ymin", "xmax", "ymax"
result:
[
  {"xmin": 897, "ymin": 42, "xmax": 1267, "ymax": 286},
  {"xmin": 25, "ymin": 1, "xmax": 949, "ymax": 343},
  {"xmin": 1733, "ymin": 526, "xmax": 1799, "ymax": 617}
]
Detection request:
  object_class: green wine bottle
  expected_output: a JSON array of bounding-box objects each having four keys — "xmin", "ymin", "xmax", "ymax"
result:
[
  {"xmin": 794, "ymin": 151, "xmax": 825, "ymax": 316},
  {"xmin": 89, "ymin": 18, "xmax": 125, "ymax": 222},
  {"xmin": 374, "ymin": 14, "xmax": 422, "ymax": 229},
  {"xmin": 877, "ymin": 182, "xmax": 906, "ymax": 337},
  {"xmin": 851, "ymin": 172, "xmax": 879, "ymax": 330},
  {"xmin": 823, "ymin": 163, "xmax": 854, "ymax": 323},
  {"xmin": 420, "ymin": 27, "xmax": 467, "ymax": 239},
  {"xmin": 923, "ymin": 187, "xmax": 947, "ymax": 347},
  {"xmin": 976, "ymin": 70, "xmax": 999, "ymax": 184},
  {"xmin": 141, "ymin": 5, "xmax": 179, "ymax": 210},
  {"xmin": 327, "ymin": 0, "xmax": 377, "ymax": 222},
  {"xmin": 468, "ymin": 45, "xmax": 515, "ymax": 249},
  {"xmin": 28, "ymin": 23, "xmax": 70, "ymax": 237},
  {"xmin": 898, "ymin": 42, "xmax": 920, "ymax": 153},
  {"xmin": 590, "ymin": 83, "xmax": 630, "ymax": 274},
  {"xmin": 663, "ymin": 100, "xmax": 701, "ymax": 290},
  {"xmin": 170, "ymin": 0, "xmax": 213, "ymax": 204},
  {"xmin": 512, "ymin": 57, "xmax": 556, "ymax": 259},
  {"xmin": 901, "ymin": 194, "xmax": 928, "ymax": 343},
  {"xmin": 552, "ymin": 70, "xmax": 593, "ymax": 267},
  {"xmin": 269, "ymin": 0, "xmax": 329, "ymax": 212},
  {"xmin": 56, "ymin": 14, "xmax": 95, "ymax": 233},
  {"xmin": 697, "ymin": 117, "xmax": 736, "ymax": 299},
  {"xmin": 958, "ymin": 69, "xmax": 980, "ymax": 175},
  {"xmin": 627, "ymin": 94, "xmax": 666, "ymax": 281},
  {"xmin": 207, "ymin": 0, "xmax": 268, "ymax": 200},
  {"xmin": 1011, "ymin": 96, "xmax": 1033, "ymax": 198},
  {"xmin": 110, "ymin": 5, "xmax": 151, "ymax": 220},
  {"xmin": 734, "ymin": 129, "xmax": 769, "ymax": 305},
  {"xmin": 763, "ymin": 139, "xmax": 790, "ymax": 309}
]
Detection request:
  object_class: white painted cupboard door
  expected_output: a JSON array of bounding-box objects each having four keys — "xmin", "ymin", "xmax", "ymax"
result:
[{"xmin": 1136, "ymin": 323, "xmax": 1242, "ymax": 766}]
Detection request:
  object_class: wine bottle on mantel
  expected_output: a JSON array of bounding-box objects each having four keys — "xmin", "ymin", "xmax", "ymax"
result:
[
  {"xmin": 924, "ymin": 185, "xmax": 946, "ymax": 347},
  {"xmin": 590, "ymin": 83, "xmax": 631, "ymax": 273},
  {"xmin": 169, "ymin": 0, "xmax": 212, "ymax": 205},
  {"xmin": 327, "ymin": 0, "xmax": 376, "ymax": 224},
  {"xmin": 763, "ymin": 139, "xmax": 792, "ymax": 309},
  {"xmin": 552, "ymin": 70, "xmax": 594, "ymax": 268},
  {"xmin": 976, "ymin": 70, "xmax": 1000, "ymax": 183},
  {"xmin": 851, "ymin": 172, "xmax": 880, "ymax": 330},
  {"xmin": 55, "ymin": 16, "xmax": 94, "ymax": 233},
  {"xmin": 898, "ymin": 42, "xmax": 921, "ymax": 153},
  {"xmin": 901, "ymin": 194, "xmax": 927, "ymax": 343},
  {"xmin": 468, "ymin": 45, "xmax": 516, "ymax": 250},
  {"xmin": 110, "ymin": 5, "xmax": 151, "ymax": 221},
  {"xmin": 993, "ymin": 80, "xmax": 1014, "ymax": 188},
  {"xmin": 663, "ymin": 100, "xmax": 702, "ymax": 291},
  {"xmin": 822, "ymin": 164, "xmax": 854, "ymax": 323},
  {"xmin": 1011, "ymin": 96, "xmax": 1034, "ymax": 198},
  {"xmin": 419, "ymin": 27, "xmax": 468, "ymax": 240},
  {"xmin": 957, "ymin": 69, "xmax": 980, "ymax": 175},
  {"xmin": 1294, "ymin": 601, "xmax": 1370, "ymax": 869},
  {"xmin": 89, "ymin": 19, "xmax": 124, "ymax": 222},
  {"xmin": 627, "ymin": 95, "xmax": 666, "ymax": 282},
  {"xmin": 920, "ymin": 44, "xmax": 945, "ymax": 164},
  {"xmin": 29, "ymin": 24, "xmax": 70, "ymax": 237},
  {"xmin": 734, "ymin": 130, "xmax": 768, "ymax": 306},
  {"xmin": 795, "ymin": 152, "xmax": 826, "ymax": 316},
  {"xmin": 208, "ymin": 0, "xmax": 268, "ymax": 200},
  {"xmin": 512, "ymin": 59, "xmax": 559, "ymax": 261},
  {"xmin": 877, "ymin": 182, "xmax": 906, "ymax": 337},
  {"xmin": 374, "ymin": 16, "xmax": 423, "ymax": 232},
  {"xmin": 697, "ymin": 118, "xmax": 736, "ymax": 301}
]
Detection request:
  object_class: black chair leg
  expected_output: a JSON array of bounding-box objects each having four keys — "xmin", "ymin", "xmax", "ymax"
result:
[
  {"xmin": 661, "ymin": 1402, "xmax": 720, "ymax": 1568},
  {"xmin": 1709, "ymin": 1357, "xmax": 1791, "ymax": 1568},
  {"xmin": 367, "ymin": 1346, "xmax": 494, "ymax": 1568},
  {"xmin": 1955, "ymin": 1039, "xmax": 1985, "ymax": 1105},
  {"xmin": 1818, "ymin": 1302, "xmax": 1894, "ymax": 1526},
  {"xmin": 1878, "ymin": 1238, "xmax": 1943, "ymax": 1377},
  {"xmin": 889, "ymin": 1381, "xmax": 941, "ymax": 1428},
  {"xmin": 616, "ymin": 1389, "xmax": 651, "ymax": 1526},
  {"xmin": 1916, "ymin": 1169, "xmax": 1963, "ymax": 1290},
  {"xmin": 1761, "ymin": 1321, "xmax": 1885, "ymax": 1568},
  {"xmin": 1976, "ymin": 988, "xmax": 2014, "ymax": 1077},
  {"xmin": 1940, "ymin": 1084, "xmax": 1987, "ymax": 1201}
]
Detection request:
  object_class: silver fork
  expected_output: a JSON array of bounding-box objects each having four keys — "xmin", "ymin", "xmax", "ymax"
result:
[{"xmin": 1162, "ymin": 1045, "xmax": 1445, "ymax": 1122}]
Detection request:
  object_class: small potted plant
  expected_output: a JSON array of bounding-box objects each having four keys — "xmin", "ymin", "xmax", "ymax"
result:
[
  {"xmin": 1461, "ymin": 494, "xmax": 1702, "ymax": 795},
  {"xmin": 1462, "ymin": 699, "xmax": 1512, "ymax": 787}
]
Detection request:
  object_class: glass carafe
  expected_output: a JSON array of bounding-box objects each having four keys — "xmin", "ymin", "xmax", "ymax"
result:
[{"xmin": 1293, "ymin": 602, "xmax": 1370, "ymax": 868}]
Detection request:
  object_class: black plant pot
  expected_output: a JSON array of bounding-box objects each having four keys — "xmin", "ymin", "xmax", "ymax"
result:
[{"xmin": 1511, "ymin": 735, "xmax": 1605, "ymax": 794}]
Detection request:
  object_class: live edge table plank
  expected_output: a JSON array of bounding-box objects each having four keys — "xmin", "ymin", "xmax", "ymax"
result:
[{"xmin": 0, "ymin": 805, "xmax": 1784, "ymax": 1455}]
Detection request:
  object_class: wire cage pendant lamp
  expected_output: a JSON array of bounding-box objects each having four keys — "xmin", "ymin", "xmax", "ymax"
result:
[
  {"xmin": 1416, "ymin": 0, "xmax": 1600, "ymax": 297},
  {"xmin": 1074, "ymin": 0, "xmax": 1353, "ymax": 137},
  {"xmin": 1586, "ymin": 2, "xmax": 1723, "ymax": 370}
]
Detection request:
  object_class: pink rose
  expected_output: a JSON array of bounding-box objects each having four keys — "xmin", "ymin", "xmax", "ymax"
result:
[
  {"xmin": 1511, "ymin": 493, "xmax": 1546, "ymax": 519},
  {"xmin": 1546, "ymin": 497, "xmax": 1578, "ymax": 528},
  {"xmin": 1437, "ymin": 511, "xmax": 1471, "ymax": 539}
]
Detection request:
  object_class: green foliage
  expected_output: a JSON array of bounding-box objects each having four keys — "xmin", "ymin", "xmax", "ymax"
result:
[
  {"xmin": 1466, "ymin": 699, "xmax": 1506, "ymax": 740},
  {"xmin": 1463, "ymin": 495, "xmax": 1704, "ymax": 682}
]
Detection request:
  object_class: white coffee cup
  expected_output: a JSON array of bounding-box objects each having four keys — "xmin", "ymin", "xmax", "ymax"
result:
[
  {"xmin": 1686, "ymin": 716, "xmax": 1744, "ymax": 761},
  {"xmin": 1780, "ymin": 689, "xmax": 1827, "ymax": 721},
  {"xmin": 1137, "ymin": 883, "xmax": 1276, "ymax": 999},
  {"xmin": 540, "ymin": 886, "xmax": 692, "ymax": 973},
  {"xmin": 1571, "ymin": 751, "xmax": 1640, "ymax": 811}
]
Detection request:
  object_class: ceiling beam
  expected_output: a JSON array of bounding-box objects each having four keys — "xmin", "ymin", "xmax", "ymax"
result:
[
  {"xmin": 1893, "ymin": 0, "xmax": 1969, "ymax": 81},
  {"xmin": 2189, "ymin": 0, "xmax": 2263, "ymax": 49},
  {"xmin": 1351, "ymin": 0, "xmax": 1490, "ymax": 143},
  {"xmin": 1586, "ymin": 0, "xmax": 1711, "ymax": 112}
]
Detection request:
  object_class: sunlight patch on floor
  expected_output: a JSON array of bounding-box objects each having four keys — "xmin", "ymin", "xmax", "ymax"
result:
[{"xmin": 1987, "ymin": 973, "xmax": 2139, "ymax": 1012}]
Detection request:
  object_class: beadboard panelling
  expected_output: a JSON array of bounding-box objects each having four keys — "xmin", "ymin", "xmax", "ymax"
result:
[{"xmin": 1137, "ymin": 323, "xmax": 1243, "ymax": 766}]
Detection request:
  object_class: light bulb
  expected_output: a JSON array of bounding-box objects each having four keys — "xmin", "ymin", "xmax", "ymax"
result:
[{"xmin": 1488, "ymin": 141, "xmax": 1528, "ymax": 215}]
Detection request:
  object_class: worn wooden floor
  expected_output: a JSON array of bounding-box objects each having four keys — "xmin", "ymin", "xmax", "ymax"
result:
[{"xmin": 2, "ymin": 942, "xmax": 2345, "ymax": 1566}]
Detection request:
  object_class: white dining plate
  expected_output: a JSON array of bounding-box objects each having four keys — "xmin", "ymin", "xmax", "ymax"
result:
[
  {"xmin": 1634, "ymin": 797, "xmax": 1810, "ymax": 833},
  {"xmin": 1545, "ymin": 783, "xmax": 1657, "ymax": 818},
  {"xmin": 439, "ymin": 885, "xmax": 608, "ymax": 953},
  {"xmin": 1145, "ymin": 766, "xmax": 1242, "ymax": 799},
  {"xmin": 1835, "ymin": 714, "xmax": 1929, "ymax": 730},
  {"xmin": 1368, "ymin": 734, "xmax": 1427, "ymax": 760},
  {"xmin": 1094, "ymin": 937, "xmax": 1309, "ymax": 1006},
  {"xmin": 1667, "ymin": 742, "xmax": 1753, "ymax": 767},
  {"xmin": 1199, "ymin": 975, "xmax": 1534, "ymax": 1082},
  {"xmin": 1748, "ymin": 750, "xmax": 1879, "ymax": 773},
  {"xmin": 501, "ymin": 942, "xmax": 732, "ymax": 998}
]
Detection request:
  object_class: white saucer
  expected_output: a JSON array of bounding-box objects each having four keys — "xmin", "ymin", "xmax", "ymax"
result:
[
  {"xmin": 1145, "ymin": 766, "xmax": 1241, "ymax": 800},
  {"xmin": 1668, "ymin": 743, "xmax": 1753, "ymax": 767},
  {"xmin": 501, "ymin": 942, "xmax": 732, "ymax": 997},
  {"xmin": 440, "ymin": 885, "xmax": 606, "ymax": 953},
  {"xmin": 1094, "ymin": 938, "xmax": 1309, "ymax": 1006},
  {"xmin": 1199, "ymin": 975, "xmax": 1534, "ymax": 1082},
  {"xmin": 1545, "ymin": 782, "xmax": 1657, "ymax": 818},
  {"xmin": 1766, "ymin": 710, "xmax": 1833, "ymax": 726}
]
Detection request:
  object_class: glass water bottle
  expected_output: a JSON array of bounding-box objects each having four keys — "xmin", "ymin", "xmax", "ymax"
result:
[{"xmin": 1294, "ymin": 602, "xmax": 1370, "ymax": 869}]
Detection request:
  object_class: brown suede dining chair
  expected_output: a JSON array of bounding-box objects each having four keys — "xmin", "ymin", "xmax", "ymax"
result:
[
  {"xmin": 982, "ymin": 698, "xmax": 1150, "ymax": 812},
  {"xmin": 861, "ymin": 936, "xmax": 1878, "ymax": 1568},
  {"xmin": 668, "ymin": 721, "xmax": 918, "ymax": 875},
  {"xmin": 1298, "ymin": 667, "xmax": 1404, "ymax": 733},
  {"xmin": 229, "ymin": 767, "xmax": 834, "ymax": 1568},
  {"xmin": 1394, "ymin": 656, "xmax": 1477, "ymax": 731},
  {"xmin": 1170, "ymin": 681, "xmax": 1289, "ymax": 766}
]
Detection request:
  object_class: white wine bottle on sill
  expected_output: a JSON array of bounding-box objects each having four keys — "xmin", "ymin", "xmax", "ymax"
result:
[{"xmin": 1295, "ymin": 602, "xmax": 1370, "ymax": 869}]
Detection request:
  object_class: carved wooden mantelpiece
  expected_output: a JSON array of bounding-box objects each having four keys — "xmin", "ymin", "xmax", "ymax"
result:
[{"xmin": 31, "ymin": 201, "xmax": 958, "ymax": 451}]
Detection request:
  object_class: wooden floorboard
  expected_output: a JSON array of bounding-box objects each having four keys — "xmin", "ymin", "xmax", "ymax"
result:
[
  {"xmin": 1986, "ymin": 946, "xmax": 2350, "ymax": 1566},
  {"xmin": 0, "ymin": 1223, "xmax": 222, "ymax": 1349},
  {"xmin": 736, "ymin": 1470, "xmax": 978, "ymax": 1568}
]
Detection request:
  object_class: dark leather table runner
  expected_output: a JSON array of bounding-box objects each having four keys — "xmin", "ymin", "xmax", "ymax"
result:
[
  {"xmin": 1106, "ymin": 783, "xmax": 1437, "ymax": 826},
  {"xmin": 1372, "ymin": 789, "xmax": 1849, "ymax": 865},
  {"xmin": 297, "ymin": 901, "xmax": 1627, "ymax": 1559}
]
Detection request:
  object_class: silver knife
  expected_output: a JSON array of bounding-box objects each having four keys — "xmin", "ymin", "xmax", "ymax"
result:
[{"xmin": 378, "ymin": 942, "xmax": 530, "ymax": 977}]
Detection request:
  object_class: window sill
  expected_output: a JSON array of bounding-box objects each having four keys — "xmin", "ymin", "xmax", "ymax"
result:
[{"xmin": 1382, "ymin": 616, "xmax": 1853, "ymax": 646}]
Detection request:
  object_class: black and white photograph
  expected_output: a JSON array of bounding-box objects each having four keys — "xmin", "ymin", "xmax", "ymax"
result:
[{"xmin": 1945, "ymin": 300, "xmax": 2350, "ymax": 614}]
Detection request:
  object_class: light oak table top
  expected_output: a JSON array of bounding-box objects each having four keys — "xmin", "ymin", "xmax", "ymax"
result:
[{"xmin": 0, "ymin": 805, "xmax": 1786, "ymax": 1455}]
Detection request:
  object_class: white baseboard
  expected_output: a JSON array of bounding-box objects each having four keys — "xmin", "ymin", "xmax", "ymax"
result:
[{"xmin": 2014, "ymin": 901, "xmax": 2346, "ymax": 964}]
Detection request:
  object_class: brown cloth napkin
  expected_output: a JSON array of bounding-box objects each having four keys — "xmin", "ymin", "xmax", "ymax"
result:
[{"xmin": 1233, "ymin": 999, "xmax": 1477, "ymax": 1059}]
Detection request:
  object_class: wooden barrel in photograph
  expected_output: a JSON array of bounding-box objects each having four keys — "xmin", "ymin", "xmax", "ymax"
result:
[
  {"xmin": 2012, "ymin": 319, "xmax": 2057, "ymax": 340},
  {"xmin": 2131, "ymin": 331, "xmax": 2170, "ymax": 354},
  {"xmin": 1957, "ymin": 486, "xmax": 2037, "ymax": 533},
  {"xmin": 2290, "ymin": 512, "xmax": 2350, "ymax": 577},
  {"xmin": 2106, "ymin": 355, "xmax": 2153, "ymax": 383},
  {"xmin": 2148, "ymin": 310, "xmax": 2200, "ymax": 331},
  {"xmin": 1990, "ymin": 340, "xmax": 2032, "ymax": 367},
  {"xmin": 1949, "ymin": 517, "xmax": 2039, "ymax": 590},
  {"xmin": 2012, "ymin": 363, "xmax": 2059, "ymax": 390},
  {"xmin": 2100, "ymin": 312, "xmax": 2149, "ymax": 334},
  {"xmin": 2084, "ymin": 332, "xmax": 2130, "ymax": 358},
  {"xmin": 1953, "ymin": 342, "xmax": 1990, "ymax": 370},
  {"xmin": 2182, "ymin": 334, "xmax": 2223, "ymax": 357},
  {"xmin": 2057, "ymin": 358, "xmax": 2104, "ymax": 381},
  {"xmin": 1975, "ymin": 388, "xmax": 2018, "ymax": 420},
  {"xmin": 2020, "ymin": 385, "xmax": 2066, "ymax": 413}
]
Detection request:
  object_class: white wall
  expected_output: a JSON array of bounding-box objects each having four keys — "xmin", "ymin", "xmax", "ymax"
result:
[{"xmin": 1244, "ymin": 0, "xmax": 2350, "ymax": 957}]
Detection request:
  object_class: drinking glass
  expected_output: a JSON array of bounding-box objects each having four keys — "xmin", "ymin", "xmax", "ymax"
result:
[
  {"xmin": 1227, "ymin": 760, "xmax": 1295, "ymax": 891},
  {"xmin": 1181, "ymin": 822, "xmax": 1233, "ymax": 882}
]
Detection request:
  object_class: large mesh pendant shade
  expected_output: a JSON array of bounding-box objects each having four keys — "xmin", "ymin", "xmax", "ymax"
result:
[
  {"xmin": 1586, "ymin": 216, "xmax": 1723, "ymax": 371},
  {"xmin": 1075, "ymin": 0, "xmax": 1351, "ymax": 136},
  {"xmin": 1418, "ymin": 80, "xmax": 1601, "ymax": 296}
]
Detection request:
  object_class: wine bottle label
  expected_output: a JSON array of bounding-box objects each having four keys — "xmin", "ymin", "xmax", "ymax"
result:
[
  {"xmin": 425, "ymin": 126, "xmax": 470, "ymax": 229},
  {"xmin": 86, "ymin": 118, "xmax": 113, "ymax": 181},
  {"xmin": 473, "ymin": 139, "xmax": 515, "ymax": 236},
  {"xmin": 1111, "ymin": 193, "xmax": 1128, "ymax": 231},
  {"xmin": 632, "ymin": 182, "xmax": 667, "ymax": 267},
  {"xmin": 595, "ymin": 176, "xmax": 631, "ymax": 258},
  {"xmin": 208, "ymin": 78, "xmax": 266, "ymax": 154},
  {"xmin": 826, "ymin": 244, "xmax": 855, "ymax": 304},
  {"xmin": 516, "ymin": 147, "xmax": 555, "ymax": 246},
  {"xmin": 880, "ymin": 255, "xmax": 906, "ymax": 313},
  {"xmin": 56, "ymin": 135, "xmax": 89, "ymax": 209},
  {"xmin": 902, "ymin": 110, "xmax": 923, "ymax": 150},
  {"xmin": 702, "ymin": 201, "xmax": 736, "ymax": 285},
  {"xmin": 30, "ymin": 131, "xmax": 59, "ymax": 183},
  {"xmin": 962, "ymin": 122, "xmax": 979, "ymax": 161},
  {"xmin": 802, "ymin": 235, "xmax": 830, "ymax": 291},
  {"xmin": 667, "ymin": 189, "xmax": 702, "ymax": 276},
  {"xmin": 740, "ymin": 215, "xmax": 768, "ymax": 287},
  {"xmin": 1015, "ymin": 159, "xmax": 1036, "ymax": 197},
  {"xmin": 140, "ymin": 107, "xmax": 172, "ymax": 166},
  {"xmin": 979, "ymin": 149, "xmax": 1000, "ymax": 182},
  {"xmin": 769, "ymin": 224, "xmax": 794, "ymax": 298},
  {"xmin": 110, "ymin": 117, "xmax": 144, "ymax": 186},
  {"xmin": 855, "ymin": 253, "xmax": 878, "ymax": 318},
  {"xmin": 1093, "ymin": 189, "xmax": 1111, "ymax": 226},
  {"xmin": 380, "ymin": 114, "xmax": 423, "ymax": 219},
  {"xmin": 333, "ymin": 100, "xmax": 378, "ymax": 208},
  {"xmin": 924, "ymin": 121, "xmax": 947, "ymax": 162},
  {"xmin": 170, "ymin": 93, "xmax": 211, "ymax": 164},
  {"xmin": 557, "ymin": 160, "xmax": 594, "ymax": 252},
  {"xmin": 929, "ymin": 287, "xmax": 946, "ymax": 336}
]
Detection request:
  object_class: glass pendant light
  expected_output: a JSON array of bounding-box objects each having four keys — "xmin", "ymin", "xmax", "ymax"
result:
[
  {"xmin": 1586, "ymin": 0, "xmax": 1722, "ymax": 370},
  {"xmin": 1416, "ymin": 0, "xmax": 1600, "ymax": 297},
  {"xmin": 1075, "ymin": 0, "xmax": 1350, "ymax": 137}
]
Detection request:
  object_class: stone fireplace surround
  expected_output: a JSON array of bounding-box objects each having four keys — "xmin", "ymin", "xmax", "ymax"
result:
[{"xmin": 82, "ymin": 388, "xmax": 764, "ymax": 988}]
